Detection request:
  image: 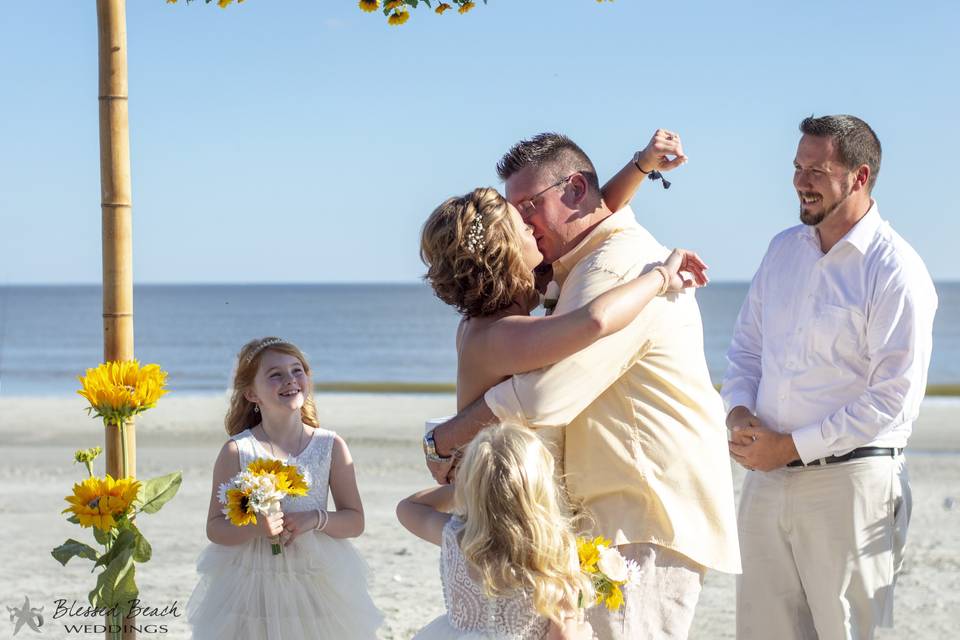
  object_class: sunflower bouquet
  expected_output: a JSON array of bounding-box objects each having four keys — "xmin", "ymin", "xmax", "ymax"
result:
[
  {"xmin": 577, "ymin": 535, "xmax": 641, "ymax": 612},
  {"xmin": 219, "ymin": 458, "xmax": 309, "ymax": 555}
]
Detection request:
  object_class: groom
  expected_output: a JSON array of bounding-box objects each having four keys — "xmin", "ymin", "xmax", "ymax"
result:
[{"xmin": 425, "ymin": 132, "xmax": 741, "ymax": 639}]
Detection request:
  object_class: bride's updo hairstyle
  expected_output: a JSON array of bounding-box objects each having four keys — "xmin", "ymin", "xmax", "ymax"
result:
[
  {"xmin": 421, "ymin": 187, "xmax": 537, "ymax": 318},
  {"xmin": 224, "ymin": 337, "xmax": 320, "ymax": 436},
  {"xmin": 454, "ymin": 424, "xmax": 592, "ymax": 624}
]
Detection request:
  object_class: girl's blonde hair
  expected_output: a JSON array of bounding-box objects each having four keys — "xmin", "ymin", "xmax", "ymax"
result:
[
  {"xmin": 454, "ymin": 424, "xmax": 591, "ymax": 623},
  {"xmin": 420, "ymin": 187, "xmax": 538, "ymax": 318},
  {"xmin": 224, "ymin": 337, "xmax": 320, "ymax": 436}
]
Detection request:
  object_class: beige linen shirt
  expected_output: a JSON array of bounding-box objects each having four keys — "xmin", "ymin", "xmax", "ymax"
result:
[{"xmin": 484, "ymin": 206, "xmax": 741, "ymax": 574}]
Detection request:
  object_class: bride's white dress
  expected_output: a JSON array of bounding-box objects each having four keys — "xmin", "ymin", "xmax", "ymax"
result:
[
  {"xmin": 186, "ymin": 428, "xmax": 383, "ymax": 639},
  {"xmin": 414, "ymin": 517, "xmax": 550, "ymax": 640}
]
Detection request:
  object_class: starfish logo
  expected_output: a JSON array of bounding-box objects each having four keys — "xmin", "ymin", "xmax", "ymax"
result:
[{"xmin": 7, "ymin": 596, "xmax": 44, "ymax": 635}]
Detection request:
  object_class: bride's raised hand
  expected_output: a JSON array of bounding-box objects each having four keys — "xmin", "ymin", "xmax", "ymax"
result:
[{"xmin": 662, "ymin": 248, "xmax": 709, "ymax": 293}]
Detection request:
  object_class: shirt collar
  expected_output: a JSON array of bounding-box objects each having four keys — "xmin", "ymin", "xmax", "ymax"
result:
[
  {"xmin": 552, "ymin": 206, "xmax": 638, "ymax": 286},
  {"xmin": 837, "ymin": 201, "xmax": 881, "ymax": 255},
  {"xmin": 801, "ymin": 200, "xmax": 882, "ymax": 256}
]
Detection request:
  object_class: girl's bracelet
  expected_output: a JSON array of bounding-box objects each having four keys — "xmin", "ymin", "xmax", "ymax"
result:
[{"xmin": 315, "ymin": 508, "xmax": 329, "ymax": 532}]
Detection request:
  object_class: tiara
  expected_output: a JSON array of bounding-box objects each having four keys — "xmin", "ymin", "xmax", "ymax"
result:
[
  {"xmin": 465, "ymin": 213, "xmax": 485, "ymax": 253},
  {"xmin": 244, "ymin": 338, "xmax": 286, "ymax": 365}
]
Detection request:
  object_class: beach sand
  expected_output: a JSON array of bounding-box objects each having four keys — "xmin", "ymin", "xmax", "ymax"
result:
[{"xmin": 2, "ymin": 394, "xmax": 958, "ymax": 638}]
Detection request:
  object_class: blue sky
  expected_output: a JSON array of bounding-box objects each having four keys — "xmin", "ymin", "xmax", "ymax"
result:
[{"xmin": 2, "ymin": 0, "xmax": 958, "ymax": 284}]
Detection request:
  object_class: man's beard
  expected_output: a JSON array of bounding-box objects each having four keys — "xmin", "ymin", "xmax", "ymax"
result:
[{"xmin": 800, "ymin": 183, "xmax": 852, "ymax": 226}]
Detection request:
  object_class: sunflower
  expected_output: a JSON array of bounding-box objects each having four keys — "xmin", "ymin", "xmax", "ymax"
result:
[
  {"xmin": 577, "ymin": 535, "xmax": 609, "ymax": 573},
  {"xmin": 223, "ymin": 488, "xmax": 259, "ymax": 527},
  {"xmin": 388, "ymin": 10, "xmax": 410, "ymax": 26},
  {"xmin": 603, "ymin": 584, "xmax": 625, "ymax": 611},
  {"xmin": 358, "ymin": 0, "xmax": 379, "ymax": 12},
  {"xmin": 78, "ymin": 361, "xmax": 169, "ymax": 426},
  {"xmin": 384, "ymin": 0, "xmax": 404, "ymax": 10},
  {"xmin": 435, "ymin": 3, "xmax": 452, "ymax": 13},
  {"xmin": 62, "ymin": 475, "xmax": 141, "ymax": 532},
  {"xmin": 459, "ymin": 1, "xmax": 475, "ymax": 14},
  {"xmin": 246, "ymin": 459, "xmax": 309, "ymax": 497}
]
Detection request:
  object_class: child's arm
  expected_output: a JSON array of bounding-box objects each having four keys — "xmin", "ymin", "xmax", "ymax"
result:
[
  {"xmin": 396, "ymin": 485, "xmax": 456, "ymax": 546},
  {"xmin": 321, "ymin": 435, "xmax": 365, "ymax": 538},
  {"xmin": 206, "ymin": 440, "xmax": 285, "ymax": 545},
  {"xmin": 480, "ymin": 249, "xmax": 708, "ymax": 378},
  {"xmin": 601, "ymin": 128, "xmax": 687, "ymax": 213}
]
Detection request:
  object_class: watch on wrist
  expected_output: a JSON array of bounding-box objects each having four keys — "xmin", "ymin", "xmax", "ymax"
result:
[{"xmin": 423, "ymin": 429, "xmax": 452, "ymax": 463}]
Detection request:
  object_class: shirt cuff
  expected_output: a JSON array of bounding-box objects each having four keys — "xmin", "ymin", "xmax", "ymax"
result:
[
  {"xmin": 791, "ymin": 422, "xmax": 830, "ymax": 464},
  {"xmin": 721, "ymin": 390, "xmax": 757, "ymax": 416},
  {"xmin": 484, "ymin": 378, "xmax": 532, "ymax": 428}
]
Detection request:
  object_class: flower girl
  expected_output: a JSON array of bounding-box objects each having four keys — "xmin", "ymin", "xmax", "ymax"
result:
[
  {"xmin": 187, "ymin": 337, "xmax": 382, "ymax": 639},
  {"xmin": 398, "ymin": 424, "xmax": 594, "ymax": 640}
]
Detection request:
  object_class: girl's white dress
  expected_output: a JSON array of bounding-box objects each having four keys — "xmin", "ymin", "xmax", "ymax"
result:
[
  {"xmin": 187, "ymin": 428, "xmax": 383, "ymax": 639},
  {"xmin": 414, "ymin": 517, "xmax": 550, "ymax": 640}
]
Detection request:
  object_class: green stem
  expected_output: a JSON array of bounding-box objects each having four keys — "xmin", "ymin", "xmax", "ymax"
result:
[
  {"xmin": 119, "ymin": 420, "xmax": 129, "ymax": 479},
  {"xmin": 84, "ymin": 461, "xmax": 94, "ymax": 478}
]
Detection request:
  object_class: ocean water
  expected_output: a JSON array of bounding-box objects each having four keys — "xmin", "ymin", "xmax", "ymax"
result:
[{"xmin": 1, "ymin": 283, "xmax": 957, "ymax": 395}]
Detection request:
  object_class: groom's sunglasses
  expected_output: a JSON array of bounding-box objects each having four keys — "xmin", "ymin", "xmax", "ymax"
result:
[{"xmin": 516, "ymin": 174, "xmax": 576, "ymax": 219}]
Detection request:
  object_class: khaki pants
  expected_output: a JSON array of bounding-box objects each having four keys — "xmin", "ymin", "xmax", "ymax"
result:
[
  {"xmin": 736, "ymin": 455, "xmax": 911, "ymax": 640},
  {"xmin": 588, "ymin": 543, "xmax": 705, "ymax": 640}
]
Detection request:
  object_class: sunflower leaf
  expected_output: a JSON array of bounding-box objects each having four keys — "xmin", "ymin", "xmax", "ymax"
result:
[
  {"xmin": 137, "ymin": 471, "xmax": 182, "ymax": 514},
  {"xmin": 89, "ymin": 551, "xmax": 138, "ymax": 617},
  {"xmin": 93, "ymin": 529, "xmax": 135, "ymax": 570},
  {"xmin": 51, "ymin": 539, "xmax": 100, "ymax": 566},
  {"xmin": 131, "ymin": 524, "xmax": 152, "ymax": 563},
  {"xmin": 93, "ymin": 525, "xmax": 112, "ymax": 546}
]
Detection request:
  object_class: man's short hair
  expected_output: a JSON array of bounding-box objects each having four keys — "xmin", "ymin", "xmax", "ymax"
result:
[
  {"xmin": 800, "ymin": 114, "xmax": 882, "ymax": 192},
  {"xmin": 496, "ymin": 132, "xmax": 600, "ymax": 193}
]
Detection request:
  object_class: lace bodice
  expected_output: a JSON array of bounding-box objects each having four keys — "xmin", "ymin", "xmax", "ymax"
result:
[
  {"xmin": 231, "ymin": 427, "xmax": 335, "ymax": 513},
  {"xmin": 440, "ymin": 517, "xmax": 549, "ymax": 639}
]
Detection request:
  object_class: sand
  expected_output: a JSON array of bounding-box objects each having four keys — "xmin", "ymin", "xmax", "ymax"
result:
[{"xmin": 2, "ymin": 394, "xmax": 958, "ymax": 638}]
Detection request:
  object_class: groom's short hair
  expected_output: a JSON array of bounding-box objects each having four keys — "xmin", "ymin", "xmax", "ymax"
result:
[
  {"xmin": 497, "ymin": 133, "xmax": 600, "ymax": 193},
  {"xmin": 800, "ymin": 114, "xmax": 882, "ymax": 192}
]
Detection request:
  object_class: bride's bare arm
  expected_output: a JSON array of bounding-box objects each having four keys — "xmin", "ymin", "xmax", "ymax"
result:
[{"xmin": 478, "ymin": 249, "xmax": 707, "ymax": 378}]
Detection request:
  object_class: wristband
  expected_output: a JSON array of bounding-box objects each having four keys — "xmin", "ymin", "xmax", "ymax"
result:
[
  {"xmin": 315, "ymin": 508, "xmax": 329, "ymax": 532},
  {"xmin": 632, "ymin": 151, "xmax": 651, "ymax": 174},
  {"xmin": 653, "ymin": 265, "xmax": 671, "ymax": 296}
]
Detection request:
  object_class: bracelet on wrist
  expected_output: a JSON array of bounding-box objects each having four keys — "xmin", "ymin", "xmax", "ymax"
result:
[
  {"xmin": 653, "ymin": 265, "xmax": 671, "ymax": 296},
  {"xmin": 315, "ymin": 508, "xmax": 329, "ymax": 532},
  {"xmin": 632, "ymin": 151, "xmax": 651, "ymax": 174}
]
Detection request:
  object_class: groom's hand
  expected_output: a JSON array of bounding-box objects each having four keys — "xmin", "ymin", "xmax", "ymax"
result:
[
  {"xmin": 426, "ymin": 455, "xmax": 456, "ymax": 485},
  {"xmin": 728, "ymin": 425, "xmax": 800, "ymax": 472},
  {"xmin": 634, "ymin": 128, "xmax": 687, "ymax": 173}
]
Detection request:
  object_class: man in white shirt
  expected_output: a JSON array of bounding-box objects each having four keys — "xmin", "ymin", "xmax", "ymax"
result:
[{"xmin": 722, "ymin": 114, "xmax": 938, "ymax": 639}]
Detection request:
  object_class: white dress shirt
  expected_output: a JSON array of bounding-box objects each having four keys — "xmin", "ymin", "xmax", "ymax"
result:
[{"xmin": 722, "ymin": 202, "xmax": 938, "ymax": 464}]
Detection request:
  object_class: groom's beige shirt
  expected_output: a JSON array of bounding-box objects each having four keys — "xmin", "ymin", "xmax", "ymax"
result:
[{"xmin": 485, "ymin": 206, "xmax": 741, "ymax": 574}]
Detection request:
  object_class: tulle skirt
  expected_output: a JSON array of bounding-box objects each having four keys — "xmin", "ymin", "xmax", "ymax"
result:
[{"xmin": 187, "ymin": 531, "xmax": 383, "ymax": 640}]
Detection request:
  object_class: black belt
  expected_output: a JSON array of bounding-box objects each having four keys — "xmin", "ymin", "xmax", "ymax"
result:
[{"xmin": 786, "ymin": 446, "xmax": 903, "ymax": 467}]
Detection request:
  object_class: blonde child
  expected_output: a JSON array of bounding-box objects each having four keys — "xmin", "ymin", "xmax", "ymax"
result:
[
  {"xmin": 398, "ymin": 424, "xmax": 594, "ymax": 640},
  {"xmin": 187, "ymin": 337, "xmax": 382, "ymax": 639}
]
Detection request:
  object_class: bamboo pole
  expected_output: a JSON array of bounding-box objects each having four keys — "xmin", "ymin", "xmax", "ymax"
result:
[{"xmin": 97, "ymin": 1, "xmax": 136, "ymax": 638}]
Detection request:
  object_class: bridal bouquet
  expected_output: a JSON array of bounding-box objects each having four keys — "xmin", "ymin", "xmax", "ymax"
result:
[
  {"xmin": 577, "ymin": 536, "xmax": 641, "ymax": 611},
  {"xmin": 219, "ymin": 458, "xmax": 309, "ymax": 555}
]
